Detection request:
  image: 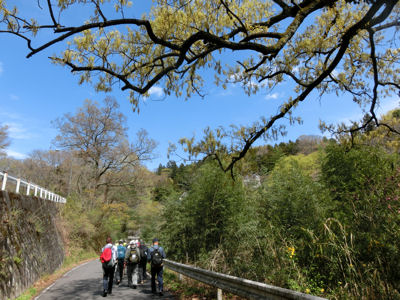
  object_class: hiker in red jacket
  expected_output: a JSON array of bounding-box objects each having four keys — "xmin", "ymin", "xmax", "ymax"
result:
[{"xmin": 100, "ymin": 237, "xmax": 117, "ymax": 297}]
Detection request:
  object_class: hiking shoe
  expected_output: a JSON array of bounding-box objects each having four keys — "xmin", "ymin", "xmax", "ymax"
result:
[
  {"xmin": 102, "ymin": 290, "xmax": 107, "ymax": 297},
  {"xmin": 159, "ymin": 292, "xmax": 163, "ymax": 296},
  {"xmin": 133, "ymin": 285, "xmax": 137, "ymax": 289}
]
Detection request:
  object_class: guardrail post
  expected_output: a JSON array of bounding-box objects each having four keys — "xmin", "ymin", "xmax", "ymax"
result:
[
  {"xmin": 1, "ymin": 172, "xmax": 8, "ymax": 191},
  {"xmin": 16, "ymin": 178, "xmax": 21, "ymax": 193},
  {"xmin": 40, "ymin": 188, "xmax": 43, "ymax": 198},
  {"xmin": 217, "ymin": 288, "xmax": 223, "ymax": 300},
  {"xmin": 34, "ymin": 186, "xmax": 38, "ymax": 197},
  {"xmin": 26, "ymin": 183, "xmax": 31, "ymax": 195}
]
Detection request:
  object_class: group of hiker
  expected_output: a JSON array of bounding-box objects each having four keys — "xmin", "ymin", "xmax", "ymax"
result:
[{"xmin": 100, "ymin": 237, "xmax": 166, "ymax": 297}]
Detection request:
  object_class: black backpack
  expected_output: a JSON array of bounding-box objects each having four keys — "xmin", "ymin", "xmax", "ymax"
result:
[
  {"xmin": 151, "ymin": 248, "xmax": 163, "ymax": 266},
  {"xmin": 140, "ymin": 246, "xmax": 148, "ymax": 263}
]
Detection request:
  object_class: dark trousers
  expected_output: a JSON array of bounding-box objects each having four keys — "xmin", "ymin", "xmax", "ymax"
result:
[
  {"xmin": 151, "ymin": 265, "xmax": 163, "ymax": 293},
  {"xmin": 102, "ymin": 264, "xmax": 115, "ymax": 293},
  {"xmin": 116, "ymin": 259, "xmax": 124, "ymax": 282},
  {"xmin": 127, "ymin": 263, "xmax": 139, "ymax": 286},
  {"xmin": 138, "ymin": 261, "xmax": 147, "ymax": 282}
]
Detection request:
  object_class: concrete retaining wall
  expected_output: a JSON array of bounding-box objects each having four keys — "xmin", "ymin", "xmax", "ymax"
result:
[{"xmin": 0, "ymin": 191, "xmax": 65, "ymax": 299}]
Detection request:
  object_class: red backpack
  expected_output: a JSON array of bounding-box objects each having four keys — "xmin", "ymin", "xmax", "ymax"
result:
[{"xmin": 100, "ymin": 247, "xmax": 112, "ymax": 266}]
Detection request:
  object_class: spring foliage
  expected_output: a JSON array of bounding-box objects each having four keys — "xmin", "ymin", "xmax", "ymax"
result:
[
  {"xmin": 159, "ymin": 110, "xmax": 400, "ymax": 298},
  {"xmin": 1, "ymin": 0, "xmax": 399, "ymax": 171}
]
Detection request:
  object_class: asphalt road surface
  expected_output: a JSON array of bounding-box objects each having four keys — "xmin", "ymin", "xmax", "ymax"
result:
[{"xmin": 34, "ymin": 259, "xmax": 176, "ymax": 300}]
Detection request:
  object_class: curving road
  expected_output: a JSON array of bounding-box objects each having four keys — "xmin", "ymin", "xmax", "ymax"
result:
[{"xmin": 34, "ymin": 259, "xmax": 176, "ymax": 300}]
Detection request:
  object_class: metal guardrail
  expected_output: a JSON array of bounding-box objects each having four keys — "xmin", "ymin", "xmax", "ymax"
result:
[
  {"xmin": 164, "ymin": 259, "xmax": 327, "ymax": 300},
  {"xmin": 0, "ymin": 171, "xmax": 66, "ymax": 203}
]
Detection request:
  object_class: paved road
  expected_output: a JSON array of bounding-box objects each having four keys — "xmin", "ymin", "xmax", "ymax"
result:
[{"xmin": 35, "ymin": 259, "xmax": 176, "ymax": 300}]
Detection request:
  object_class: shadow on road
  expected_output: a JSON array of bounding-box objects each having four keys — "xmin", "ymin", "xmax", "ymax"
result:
[{"xmin": 40, "ymin": 278, "xmax": 176, "ymax": 299}]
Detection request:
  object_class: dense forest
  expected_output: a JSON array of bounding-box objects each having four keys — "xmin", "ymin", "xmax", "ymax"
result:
[{"xmin": 0, "ymin": 101, "xmax": 399, "ymax": 299}]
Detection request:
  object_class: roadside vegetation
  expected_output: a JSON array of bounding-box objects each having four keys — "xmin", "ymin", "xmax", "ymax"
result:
[{"xmin": 1, "ymin": 103, "xmax": 400, "ymax": 299}]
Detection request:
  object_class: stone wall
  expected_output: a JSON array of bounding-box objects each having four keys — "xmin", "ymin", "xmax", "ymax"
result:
[{"xmin": 0, "ymin": 191, "xmax": 65, "ymax": 299}]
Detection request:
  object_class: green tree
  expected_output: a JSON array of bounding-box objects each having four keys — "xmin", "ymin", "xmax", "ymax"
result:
[
  {"xmin": 359, "ymin": 109, "xmax": 400, "ymax": 152},
  {"xmin": 251, "ymin": 141, "xmax": 300, "ymax": 173},
  {"xmin": 161, "ymin": 161, "xmax": 246, "ymax": 262},
  {"xmin": 262, "ymin": 153, "xmax": 326, "ymax": 238},
  {"xmin": 319, "ymin": 143, "xmax": 400, "ymax": 298},
  {"xmin": 1, "ymin": 0, "xmax": 399, "ymax": 171}
]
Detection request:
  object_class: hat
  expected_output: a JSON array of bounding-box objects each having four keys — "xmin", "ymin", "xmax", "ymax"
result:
[
  {"xmin": 119, "ymin": 240, "xmax": 123, "ymax": 243},
  {"xmin": 130, "ymin": 240, "xmax": 135, "ymax": 245},
  {"xmin": 152, "ymin": 238, "xmax": 158, "ymax": 243}
]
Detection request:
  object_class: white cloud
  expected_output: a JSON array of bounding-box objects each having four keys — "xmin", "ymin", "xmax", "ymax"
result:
[
  {"xmin": 5, "ymin": 149, "xmax": 27, "ymax": 160},
  {"xmin": 377, "ymin": 97, "xmax": 399, "ymax": 116},
  {"xmin": 0, "ymin": 62, "xmax": 3, "ymax": 75},
  {"xmin": 148, "ymin": 86, "xmax": 164, "ymax": 98},
  {"xmin": 265, "ymin": 92, "xmax": 280, "ymax": 100},
  {"xmin": 246, "ymin": 80, "xmax": 264, "ymax": 89},
  {"xmin": 0, "ymin": 110, "xmax": 23, "ymax": 120},
  {"xmin": 336, "ymin": 97, "xmax": 399, "ymax": 125},
  {"xmin": 292, "ymin": 66, "xmax": 300, "ymax": 73},
  {"xmin": 337, "ymin": 112, "xmax": 364, "ymax": 126},
  {"xmin": 218, "ymin": 89, "xmax": 234, "ymax": 97},
  {"xmin": 228, "ymin": 72, "xmax": 265, "ymax": 89},
  {"xmin": 4, "ymin": 122, "xmax": 35, "ymax": 140}
]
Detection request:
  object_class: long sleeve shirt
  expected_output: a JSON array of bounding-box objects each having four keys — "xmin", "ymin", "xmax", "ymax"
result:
[
  {"xmin": 101, "ymin": 243, "xmax": 118, "ymax": 265},
  {"xmin": 147, "ymin": 244, "xmax": 166, "ymax": 262}
]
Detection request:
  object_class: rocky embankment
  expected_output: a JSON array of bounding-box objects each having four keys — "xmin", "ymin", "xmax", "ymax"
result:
[{"xmin": 0, "ymin": 191, "xmax": 64, "ymax": 299}]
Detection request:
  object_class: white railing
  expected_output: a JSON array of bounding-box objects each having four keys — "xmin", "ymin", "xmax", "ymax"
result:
[
  {"xmin": 0, "ymin": 171, "xmax": 66, "ymax": 203},
  {"xmin": 164, "ymin": 259, "xmax": 327, "ymax": 300}
]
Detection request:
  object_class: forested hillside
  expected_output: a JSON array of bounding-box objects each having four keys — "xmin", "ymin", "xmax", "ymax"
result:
[{"xmin": 1, "ymin": 106, "xmax": 399, "ymax": 299}]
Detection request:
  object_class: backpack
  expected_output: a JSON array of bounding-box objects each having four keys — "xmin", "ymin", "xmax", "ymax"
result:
[
  {"xmin": 129, "ymin": 247, "xmax": 140, "ymax": 264},
  {"xmin": 117, "ymin": 245, "xmax": 126, "ymax": 259},
  {"xmin": 140, "ymin": 246, "xmax": 148, "ymax": 263},
  {"xmin": 100, "ymin": 247, "xmax": 113, "ymax": 267},
  {"xmin": 151, "ymin": 248, "xmax": 163, "ymax": 266}
]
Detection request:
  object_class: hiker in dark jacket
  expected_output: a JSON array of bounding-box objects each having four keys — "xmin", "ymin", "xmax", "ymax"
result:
[
  {"xmin": 147, "ymin": 238, "xmax": 166, "ymax": 296},
  {"xmin": 100, "ymin": 237, "xmax": 117, "ymax": 297},
  {"xmin": 138, "ymin": 240, "xmax": 148, "ymax": 283}
]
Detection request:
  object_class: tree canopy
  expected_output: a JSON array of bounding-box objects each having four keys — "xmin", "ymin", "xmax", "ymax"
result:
[
  {"xmin": 53, "ymin": 97, "xmax": 157, "ymax": 201},
  {"xmin": 1, "ymin": 0, "xmax": 399, "ymax": 171}
]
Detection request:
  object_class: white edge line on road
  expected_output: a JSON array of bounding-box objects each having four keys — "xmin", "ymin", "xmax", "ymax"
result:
[
  {"xmin": 34, "ymin": 261, "xmax": 93, "ymax": 300},
  {"xmin": 33, "ymin": 282, "xmax": 56, "ymax": 300}
]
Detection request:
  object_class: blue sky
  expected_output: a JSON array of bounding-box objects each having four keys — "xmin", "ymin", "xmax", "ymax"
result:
[{"xmin": 0, "ymin": 1, "xmax": 398, "ymax": 171}]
